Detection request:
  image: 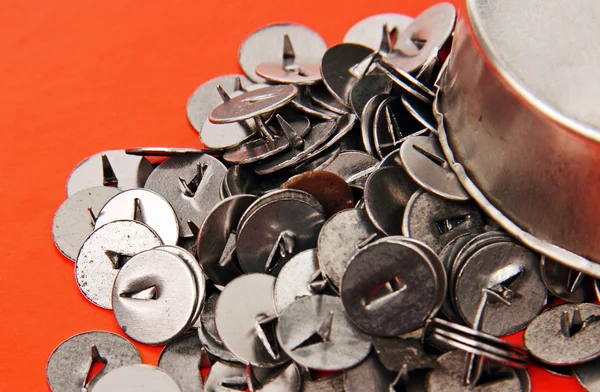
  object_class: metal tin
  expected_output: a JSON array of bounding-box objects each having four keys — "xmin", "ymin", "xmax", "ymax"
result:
[{"xmin": 437, "ymin": 0, "xmax": 600, "ymax": 276}]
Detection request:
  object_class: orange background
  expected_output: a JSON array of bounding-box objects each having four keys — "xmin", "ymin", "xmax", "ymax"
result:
[{"xmin": 0, "ymin": 1, "xmax": 581, "ymax": 391}]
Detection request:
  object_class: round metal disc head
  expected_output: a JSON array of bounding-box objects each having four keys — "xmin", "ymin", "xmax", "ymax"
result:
[
  {"xmin": 215, "ymin": 273, "xmax": 288, "ymax": 367},
  {"xmin": 393, "ymin": 3, "xmax": 456, "ymax": 72},
  {"xmin": 341, "ymin": 237, "xmax": 438, "ymax": 336},
  {"xmin": 158, "ymin": 332, "xmax": 208, "ymax": 392},
  {"xmin": 209, "ymin": 85, "xmax": 298, "ymax": 123},
  {"xmin": 204, "ymin": 361, "xmax": 248, "ymax": 392},
  {"xmin": 236, "ymin": 195, "xmax": 326, "ymax": 275},
  {"xmin": 144, "ymin": 153, "xmax": 227, "ymax": 238},
  {"xmin": 540, "ymin": 255, "xmax": 588, "ymax": 303},
  {"xmin": 426, "ymin": 350, "xmax": 524, "ymax": 392},
  {"xmin": 317, "ymin": 208, "xmax": 380, "ymax": 292},
  {"xmin": 274, "ymin": 249, "xmax": 323, "ymax": 312},
  {"xmin": 360, "ymin": 93, "xmax": 390, "ymax": 156},
  {"xmin": 76, "ymin": 220, "xmax": 163, "ymax": 309},
  {"xmin": 322, "ymin": 150, "xmax": 378, "ymax": 187},
  {"xmin": 95, "ymin": 188, "xmax": 179, "ymax": 245},
  {"xmin": 46, "ymin": 331, "xmax": 141, "ymax": 392},
  {"xmin": 402, "ymin": 189, "xmax": 487, "ymax": 254},
  {"xmin": 574, "ymin": 357, "xmax": 600, "ymax": 392},
  {"xmin": 448, "ymin": 232, "xmax": 513, "ymax": 315},
  {"xmin": 200, "ymin": 116, "xmax": 256, "ymax": 150},
  {"xmin": 158, "ymin": 245, "xmax": 206, "ymax": 327},
  {"xmin": 239, "ymin": 23, "xmax": 327, "ymax": 83},
  {"xmin": 276, "ymin": 295, "xmax": 371, "ymax": 371},
  {"xmin": 350, "ymin": 74, "xmax": 393, "ymax": 117},
  {"xmin": 524, "ymin": 303, "xmax": 600, "ymax": 365},
  {"xmin": 66, "ymin": 149, "xmax": 154, "ymax": 196},
  {"xmin": 344, "ymin": 13, "xmax": 414, "ymax": 50},
  {"xmin": 196, "ymin": 194, "xmax": 257, "ymax": 286},
  {"xmin": 90, "ymin": 364, "xmax": 181, "ymax": 392},
  {"xmin": 321, "ymin": 43, "xmax": 375, "ymax": 107},
  {"xmin": 343, "ymin": 353, "xmax": 395, "ymax": 392},
  {"xmin": 187, "ymin": 74, "xmax": 251, "ymax": 134},
  {"xmin": 253, "ymin": 119, "xmax": 339, "ymax": 175},
  {"xmin": 53, "ymin": 186, "xmax": 121, "ymax": 261},
  {"xmin": 364, "ymin": 166, "xmax": 419, "ymax": 235},
  {"xmin": 400, "ymin": 136, "xmax": 470, "ymax": 201},
  {"xmin": 112, "ymin": 249, "xmax": 198, "ymax": 345},
  {"xmin": 256, "ymin": 62, "xmax": 322, "ymax": 85},
  {"xmin": 281, "ymin": 171, "xmax": 354, "ymax": 217},
  {"xmin": 455, "ymin": 241, "xmax": 547, "ymax": 336},
  {"xmin": 308, "ymin": 83, "xmax": 351, "ymax": 114},
  {"xmin": 223, "ymin": 116, "xmax": 311, "ymax": 164}
]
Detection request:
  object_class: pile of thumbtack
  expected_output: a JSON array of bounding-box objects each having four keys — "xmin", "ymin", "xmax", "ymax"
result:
[{"xmin": 47, "ymin": 3, "xmax": 600, "ymax": 392}]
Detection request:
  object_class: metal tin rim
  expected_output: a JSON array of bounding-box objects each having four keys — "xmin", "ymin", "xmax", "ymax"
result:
[{"xmin": 465, "ymin": 0, "xmax": 600, "ymax": 144}]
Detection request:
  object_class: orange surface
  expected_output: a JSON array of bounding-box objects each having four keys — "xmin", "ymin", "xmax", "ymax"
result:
[{"xmin": 0, "ymin": 1, "xmax": 583, "ymax": 391}]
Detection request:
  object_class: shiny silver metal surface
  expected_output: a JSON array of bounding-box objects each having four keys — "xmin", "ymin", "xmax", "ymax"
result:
[
  {"xmin": 95, "ymin": 188, "xmax": 179, "ymax": 245},
  {"xmin": 426, "ymin": 350, "xmax": 524, "ymax": 392},
  {"xmin": 238, "ymin": 24, "xmax": 327, "ymax": 83},
  {"xmin": 75, "ymin": 220, "xmax": 163, "ymax": 309},
  {"xmin": 236, "ymin": 196, "xmax": 325, "ymax": 275},
  {"xmin": 274, "ymin": 249, "xmax": 321, "ymax": 312},
  {"xmin": 437, "ymin": 0, "xmax": 600, "ymax": 276},
  {"xmin": 340, "ymin": 237, "xmax": 439, "ymax": 337},
  {"xmin": 276, "ymin": 295, "xmax": 371, "ymax": 371},
  {"xmin": 52, "ymin": 186, "xmax": 121, "ymax": 261},
  {"xmin": 112, "ymin": 249, "xmax": 198, "ymax": 345},
  {"xmin": 209, "ymin": 85, "xmax": 298, "ymax": 123},
  {"xmin": 343, "ymin": 13, "xmax": 413, "ymax": 50},
  {"xmin": 66, "ymin": 150, "xmax": 154, "ymax": 196},
  {"xmin": 524, "ymin": 303, "xmax": 600, "ymax": 366},
  {"xmin": 321, "ymin": 43, "xmax": 374, "ymax": 107},
  {"xmin": 143, "ymin": 154, "xmax": 227, "ymax": 238},
  {"xmin": 255, "ymin": 62, "xmax": 322, "ymax": 85},
  {"xmin": 317, "ymin": 208, "xmax": 380, "ymax": 292},
  {"xmin": 46, "ymin": 331, "xmax": 141, "ymax": 392},
  {"xmin": 90, "ymin": 364, "xmax": 181, "ymax": 392},
  {"xmin": 157, "ymin": 332, "xmax": 208, "ymax": 392},
  {"xmin": 392, "ymin": 3, "xmax": 456, "ymax": 72},
  {"xmin": 157, "ymin": 245, "xmax": 206, "ymax": 328},
  {"xmin": 214, "ymin": 274, "xmax": 288, "ymax": 367},
  {"xmin": 187, "ymin": 74, "xmax": 251, "ymax": 134},
  {"xmin": 199, "ymin": 115, "xmax": 256, "ymax": 150},
  {"xmin": 204, "ymin": 361, "xmax": 248, "ymax": 392},
  {"xmin": 364, "ymin": 166, "xmax": 418, "ymax": 235},
  {"xmin": 196, "ymin": 194, "xmax": 257, "ymax": 286}
]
